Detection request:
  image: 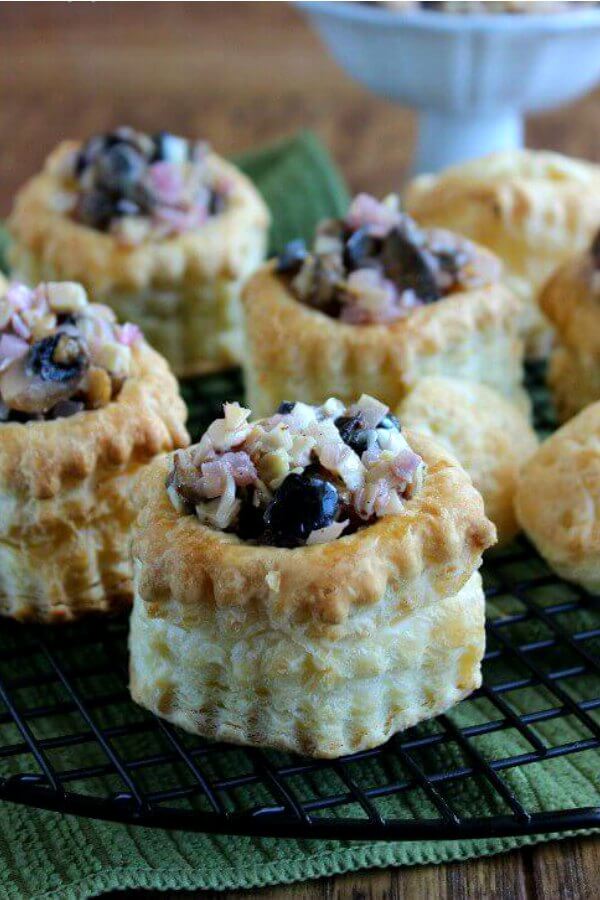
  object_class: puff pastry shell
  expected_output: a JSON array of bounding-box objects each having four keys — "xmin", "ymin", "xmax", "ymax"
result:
[
  {"xmin": 515, "ymin": 400, "xmax": 600, "ymax": 593},
  {"xmin": 8, "ymin": 142, "xmax": 270, "ymax": 377},
  {"xmin": 398, "ymin": 377, "xmax": 538, "ymax": 547},
  {"xmin": 242, "ymin": 263, "xmax": 526, "ymax": 418},
  {"xmin": 540, "ymin": 250, "xmax": 600, "ymax": 421},
  {"xmin": 0, "ymin": 342, "xmax": 189, "ymax": 622},
  {"xmin": 129, "ymin": 429, "xmax": 495, "ymax": 758},
  {"xmin": 405, "ymin": 150, "xmax": 600, "ymax": 357}
]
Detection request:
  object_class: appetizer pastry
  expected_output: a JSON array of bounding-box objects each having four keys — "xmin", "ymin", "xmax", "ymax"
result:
[
  {"xmin": 130, "ymin": 395, "xmax": 496, "ymax": 758},
  {"xmin": 398, "ymin": 376, "xmax": 538, "ymax": 547},
  {"xmin": 405, "ymin": 150, "xmax": 600, "ymax": 356},
  {"xmin": 0, "ymin": 279, "xmax": 189, "ymax": 622},
  {"xmin": 242, "ymin": 194, "xmax": 525, "ymax": 418},
  {"xmin": 540, "ymin": 229, "xmax": 600, "ymax": 421},
  {"xmin": 8, "ymin": 126, "xmax": 269, "ymax": 376},
  {"xmin": 516, "ymin": 401, "xmax": 600, "ymax": 593}
]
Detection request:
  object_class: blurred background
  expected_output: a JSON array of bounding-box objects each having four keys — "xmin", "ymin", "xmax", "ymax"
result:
[{"xmin": 1, "ymin": 1, "xmax": 599, "ymax": 216}]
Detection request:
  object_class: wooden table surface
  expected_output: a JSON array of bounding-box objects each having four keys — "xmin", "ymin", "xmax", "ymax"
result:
[{"xmin": 0, "ymin": 4, "xmax": 598, "ymax": 898}]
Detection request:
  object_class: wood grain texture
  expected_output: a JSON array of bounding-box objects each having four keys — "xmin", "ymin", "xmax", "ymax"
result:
[{"xmin": 1, "ymin": 4, "xmax": 598, "ymax": 898}]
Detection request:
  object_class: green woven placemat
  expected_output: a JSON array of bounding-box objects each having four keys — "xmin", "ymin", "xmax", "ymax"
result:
[{"xmin": 0, "ymin": 132, "xmax": 598, "ymax": 900}]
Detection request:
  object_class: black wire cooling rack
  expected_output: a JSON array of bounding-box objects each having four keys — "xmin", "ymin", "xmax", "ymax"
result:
[{"xmin": 0, "ymin": 364, "xmax": 598, "ymax": 840}]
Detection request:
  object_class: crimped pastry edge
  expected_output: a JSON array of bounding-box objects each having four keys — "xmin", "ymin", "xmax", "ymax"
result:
[
  {"xmin": 515, "ymin": 400, "xmax": 600, "ymax": 593},
  {"xmin": 132, "ymin": 428, "xmax": 496, "ymax": 630},
  {"xmin": 397, "ymin": 376, "xmax": 538, "ymax": 548},
  {"xmin": 0, "ymin": 340, "xmax": 189, "ymax": 502},
  {"xmin": 540, "ymin": 251, "xmax": 600, "ymax": 361},
  {"xmin": 242, "ymin": 263, "xmax": 526, "ymax": 417},
  {"xmin": 8, "ymin": 142, "xmax": 270, "ymax": 293}
]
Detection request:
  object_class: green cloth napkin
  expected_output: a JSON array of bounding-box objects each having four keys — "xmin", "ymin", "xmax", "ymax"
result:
[{"xmin": 0, "ymin": 132, "xmax": 598, "ymax": 900}]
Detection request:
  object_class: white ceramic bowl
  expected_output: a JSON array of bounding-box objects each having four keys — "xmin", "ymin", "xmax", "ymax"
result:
[{"xmin": 297, "ymin": 2, "xmax": 600, "ymax": 173}]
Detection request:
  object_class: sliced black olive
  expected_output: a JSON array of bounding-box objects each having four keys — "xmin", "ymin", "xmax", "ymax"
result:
[
  {"xmin": 96, "ymin": 143, "xmax": 146, "ymax": 196},
  {"xmin": 277, "ymin": 401, "xmax": 296, "ymax": 414},
  {"xmin": 75, "ymin": 135, "xmax": 108, "ymax": 176},
  {"xmin": 591, "ymin": 229, "xmax": 600, "ymax": 268},
  {"xmin": 235, "ymin": 488, "xmax": 266, "ymax": 542},
  {"xmin": 277, "ymin": 239, "xmax": 308, "ymax": 275},
  {"xmin": 264, "ymin": 471, "xmax": 339, "ymax": 547},
  {"xmin": 208, "ymin": 191, "xmax": 226, "ymax": 217},
  {"xmin": 77, "ymin": 189, "xmax": 116, "ymax": 230},
  {"xmin": 343, "ymin": 227, "xmax": 380, "ymax": 272},
  {"xmin": 334, "ymin": 413, "xmax": 372, "ymax": 456},
  {"xmin": 382, "ymin": 228, "xmax": 441, "ymax": 304},
  {"xmin": 151, "ymin": 131, "xmax": 189, "ymax": 164},
  {"xmin": 47, "ymin": 399, "xmax": 86, "ymax": 420},
  {"xmin": 377, "ymin": 413, "xmax": 401, "ymax": 431},
  {"xmin": 27, "ymin": 333, "xmax": 88, "ymax": 385}
]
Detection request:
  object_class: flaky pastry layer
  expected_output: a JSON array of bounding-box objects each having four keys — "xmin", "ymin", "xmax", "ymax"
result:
[
  {"xmin": 397, "ymin": 377, "xmax": 538, "ymax": 547},
  {"xmin": 8, "ymin": 143, "xmax": 270, "ymax": 375},
  {"xmin": 404, "ymin": 150, "xmax": 600, "ymax": 356},
  {"xmin": 129, "ymin": 570, "xmax": 485, "ymax": 758},
  {"xmin": 516, "ymin": 401, "xmax": 600, "ymax": 593},
  {"xmin": 0, "ymin": 342, "xmax": 189, "ymax": 622},
  {"xmin": 242, "ymin": 263, "xmax": 526, "ymax": 418}
]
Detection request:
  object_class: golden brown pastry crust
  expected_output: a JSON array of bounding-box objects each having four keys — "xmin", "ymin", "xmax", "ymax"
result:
[
  {"xmin": 130, "ymin": 429, "xmax": 493, "ymax": 757},
  {"xmin": 547, "ymin": 345, "xmax": 600, "ymax": 424},
  {"xmin": 515, "ymin": 401, "xmax": 600, "ymax": 593},
  {"xmin": 0, "ymin": 342, "xmax": 189, "ymax": 622},
  {"xmin": 397, "ymin": 377, "xmax": 538, "ymax": 547},
  {"xmin": 242, "ymin": 262, "xmax": 526, "ymax": 417},
  {"xmin": 539, "ymin": 250, "xmax": 600, "ymax": 421},
  {"xmin": 133, "ymin": 429, "xmax": 495, "ymax": 628},
  {"xmin": 8, "ymin": 142, "xmax": 270, "ymax": 376},
  {"xmin": 540, "ymin": 250, "xmax": 600, "ymax": 421},
  {"xmin": 129, "ymin": 570, "xmax": 485, "ymax": 758},
  {"xmin": 405, "ymin": 150, "xmax": 600, "ymax": 357}
]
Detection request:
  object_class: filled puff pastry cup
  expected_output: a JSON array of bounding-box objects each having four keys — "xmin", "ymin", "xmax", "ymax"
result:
[
  {"xmin": 8, "ymin": 129, "xmax": 270, "ymax": 377},
  {"xmin": 397, "ymin": 377, "xmax": 538, "ymax": 548},
  {"xmin": 129, "ymin": 396, "xmax": 495, "ymax": 758},
  {"xmin": 540, "ymin": 234, "xmax": 600, "ymax": 422},
  {"xmin": 242, "ymin": 195, "xmax": 526, "ymax": 417},
  {"xmin": 405, "ymin": 150, "xmax": 600, "ymax": 357},
  {"xmin": 515, "ymin": 401, "xmax": 600, "ymax": 594},
  {"xmin": 0, "ymin": 282, "xmax": 189, "ymax": 622}
]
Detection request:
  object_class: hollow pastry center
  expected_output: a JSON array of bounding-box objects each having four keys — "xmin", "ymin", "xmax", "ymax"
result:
[
  {"xmin": 0, "ymin": 280, "xmax": 142, "ymax": 422},
  {"xmin": 277, "ymin": 193, "xmax": 501, "ymax": 325},
  {"xmin": 167, "ymin": 394, "xmax": 426, "ymax": 547},
  {"xmin": 54, "ymin": 126, "xmax": 230, "ymax": 245}
]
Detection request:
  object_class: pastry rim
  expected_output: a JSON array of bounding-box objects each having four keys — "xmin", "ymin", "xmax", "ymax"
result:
[
  {"xmin": 133, "ymin": 428, "xmax": 496, "ymax": 628},
  {"xmin": 8, "ymin": 141, "xmax": 271, "ymax": 292},
  {"xmin": 0, "ymin": 340, "xmax": 190, "ymax": 500}
]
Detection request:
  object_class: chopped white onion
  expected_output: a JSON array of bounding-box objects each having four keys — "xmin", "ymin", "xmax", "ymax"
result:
[{"xmin": 307, "ymin": 520, "xmax": 349, "ymax": 545}]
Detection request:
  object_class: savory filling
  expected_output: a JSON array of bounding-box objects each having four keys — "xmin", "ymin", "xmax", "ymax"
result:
[
  {"xmin": 167, "ymin": 395, "xmax": 425, "ymax": 547},
  {"xmin": 54, "ymin": 126, "xmax": 229, "ymax": 245},
  {"xmin": 0, "ymin": 280, "xmax": 142, "ymax": 422},
  {"xmin": 277, "ymin": 193, "xmax": 501, "ymax": 324}
]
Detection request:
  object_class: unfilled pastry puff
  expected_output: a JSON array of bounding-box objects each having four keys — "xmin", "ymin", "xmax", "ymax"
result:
[
  {"xmin": 129, "ymin": 396, "xmax": 495, "ymax": 758},
  {"xmin": 405, "ymin": 149, "xmax": 600, "ymax": 357},
  {"xmin": 242, "ymin": 195, "xmax": 525, "ymax": 417},
  {"xmin": 397, "ymin": 377, "xmax": 538, "ymax": 547},
  {"xmin": 8, "ymin": 128, "xmax": 270, "ymax": 377},
  {"xmin": 540, "ymin": 233, "xmax": 600, "ymax": 421},
  {"xmin": 515, "ymin": 401, "xmax": 600, "ymax": 593},
  {"xmin": 0, "ymin": 280, "xmax": 189, "ymax": 622}
]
